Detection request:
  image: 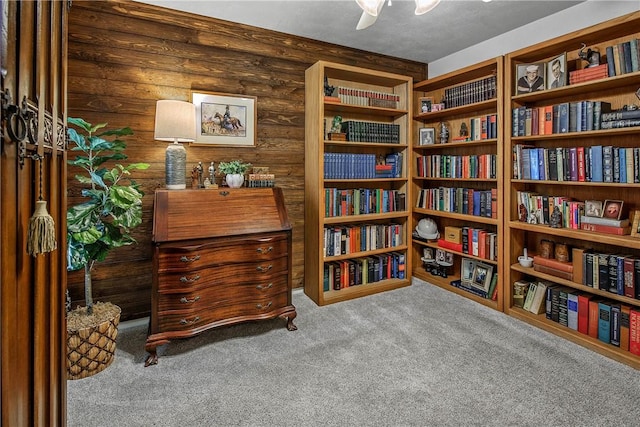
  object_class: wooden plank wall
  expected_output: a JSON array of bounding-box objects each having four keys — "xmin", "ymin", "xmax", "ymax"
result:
[{"xmin": 67, "ymin": 0, "xmax": 427, "ymax": 320}]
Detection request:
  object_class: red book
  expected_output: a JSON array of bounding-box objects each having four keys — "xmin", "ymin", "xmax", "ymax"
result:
[
  {"xmin": 543, "ymin": 105, "xmax": 554, "ymax": 135},
  {"xmin": 533, "ymin": 255, "xmax": 574, "ymax": 273},
  {"xmin": 588, "ymin": 299, "xmax": 601, "ymax": 339},
  {"xmin": 577, "ymin": 293, "xmax": 592, "ymax": 334},
  {"xmin": 478, "ymin": 230, "xmax": 487, "ymax": 259},
  {"xmin": 624, "ymin": 257, "xmax": 636, "ymax": 298},
  {"xmin": 437, "ymin": 239, "xmax": 463, "ymax": 252},
  {"xmin": 490, "ymin": 188, "xmax": 497, "ymax": 219},
  {"xmin": 630, "ymin": 309, "xmax": 640, "ymax": 356},
  {"xmin": 577, "ymin": 146, "xmax": 586, "ymax": 181},
  {"xmin": 580, "ymin": 223, "xmax": 631, "ymax": 235}
]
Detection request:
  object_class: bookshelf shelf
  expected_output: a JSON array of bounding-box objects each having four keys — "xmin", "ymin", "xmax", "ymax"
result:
[
  {"xmin": 504, "ymin": 11, "xmax": 640, "ymax": 368},
  {"xmin": 411, "ymin": 56, "xmax": 504, "ymax": 311},
  {"xmin": 305, "ymin": 60, "xmax": 412, "ymax": 305}
]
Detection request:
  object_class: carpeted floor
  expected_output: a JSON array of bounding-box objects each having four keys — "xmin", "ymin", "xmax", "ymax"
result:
[{"xmin": 67, "ymin": 278, "xmax": 640, "ymax": 426}]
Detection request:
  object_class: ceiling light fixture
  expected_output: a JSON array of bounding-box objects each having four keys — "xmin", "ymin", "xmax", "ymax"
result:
[{"xmin": 356, "ymin": 0, "xmax": 441, "ymax": 30}]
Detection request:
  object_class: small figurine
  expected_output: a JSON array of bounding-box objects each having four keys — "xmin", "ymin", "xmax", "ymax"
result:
[
  {"xmin": 324, "ymin": 76, "xmax": 336, "ymax": 97},
  {"xmin": 459, "ymin": 122, "xmax": 469, "ymax": 137},
  {"xmin": 578, "ymin": 43, "xmax": 601, "ymax": 68},
  {"xmin": 550, "ymin": 205, "xmax": 562, "ymax": 228},
  {"xmin": 196, "ymin": 161, "xmax": 204, "ymax": 188},
  {"xmin": 191, "ymin": 165, "xmax": 199, "ymax": 189},
  {"xmin": 439, "ymin": 122, "xmax": 449, "ymax": 144},
  {"xmin": 208, "ymin": 161, "xmax": 216, "ymax": 183},
  {"xmin": 330, "ymin": 115, "xmax": 343, "ymax": 133}
]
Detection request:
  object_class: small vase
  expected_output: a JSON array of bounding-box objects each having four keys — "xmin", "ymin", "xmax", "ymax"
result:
[{"xmin": 226, "ymin": 173, "xmax": 244, "ymax": 188}]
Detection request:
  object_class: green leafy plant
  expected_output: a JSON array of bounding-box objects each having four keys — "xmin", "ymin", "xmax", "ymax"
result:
[
  {"xmin": 218, "ymin": 159, "xmax": 252, "ymax": 175},
  {"xmin": 66, "ymin": 117, "xmax": 149, "ymax": 315}
]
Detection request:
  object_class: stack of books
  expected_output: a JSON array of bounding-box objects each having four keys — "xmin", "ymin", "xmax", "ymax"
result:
[
  {"xmin": 580, "ymin": 215, "xmax": 630, "ymax": 235},
  {"xmin": 569, "ymin": 64, "xmax": 608, "ymax": 84}
]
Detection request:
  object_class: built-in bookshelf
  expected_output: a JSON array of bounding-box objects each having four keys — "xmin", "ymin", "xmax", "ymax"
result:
[
  {"xmin": 504, "ymin": 11, "xmax": 640, "ymax": 369},
  {"xmin": 412, "ymin": 57, "xmax": 504, "ymax": 311},
  {"xmin": 304, "ymin": 60, "xmax": 413, "ymax": 305}
]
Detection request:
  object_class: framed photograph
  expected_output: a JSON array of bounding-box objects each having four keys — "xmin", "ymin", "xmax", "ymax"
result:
[
  {"xmin": 631, "ymin": 210, "xmax": 640, "ymax": 238},
  {"xmin": 584, "ymin": 200, "xmax": 603, "ymax": 217},
  {"xmin": 191, "ymin": 91, "xmax": 257, "ymax": 146},
  {"xmin": 461, "ymin": 258, "xmax": 476, "ymax": 284},
  {"xmin": 602, "ymin": 199, "xmax": 624, "ymax": 220},
  {"xmin": 422, "ymin": 247, "xmax": 434, "ymax": 260},
  {"xmin": 419, "ymin": 127, "xmax": 435, "ymax": 145},
  {"xmin": 419, "ymin": 96, "xmax": 433, "ymax": 113},
  {"xmin": 516, "ymin": 62, "xmax": 545, "ymax": 94},
  {"xmin": 547, "ymin": 53, "xmax": 567, "ymax": 90},
  {"xmin": 471, "ymin": 262, "xmax": 494, "ymax": 293}
]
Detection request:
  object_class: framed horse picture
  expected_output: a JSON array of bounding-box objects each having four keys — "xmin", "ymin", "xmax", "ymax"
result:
[{"xmin": 191, "ymin": 91, "xmax": 257, "ymax": 146}]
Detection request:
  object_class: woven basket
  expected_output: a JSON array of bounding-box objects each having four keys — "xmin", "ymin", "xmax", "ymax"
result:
[{"xmin": 66, "ymin": 304, "xmax": 121, "ymax": 380}]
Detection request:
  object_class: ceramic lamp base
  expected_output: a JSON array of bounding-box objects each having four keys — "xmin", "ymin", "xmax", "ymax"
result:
[{"xmin": 166, "ymin": 142, "xmax": 186, "ymax": 189}]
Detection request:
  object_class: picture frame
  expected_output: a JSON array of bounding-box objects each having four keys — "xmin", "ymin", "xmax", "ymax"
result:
[
  {"xmin": 419, "ymin": 127, "xmax": 435, "ymax": 145},
  {"xmin": 515, "ymin": 62, "xmax": 545, "ymax": 95},
  {"xmin": 546, "ymin": 53, "xmax": 567, "ymax": 90},
  {"xmin": 471, "ymin": 262, "xmax": 494, "ymax": 293},
  {"xmin": 631, "ymin": 210, "xmax": 640, "ymax": 238},
  {"xmin": 584, "ymin": 200, "xmax": 603, "ymax": 217},
  {"xmin": 191, "ymin": 91, "xmax": 257, "ymax": 147},
  {"xmin": 461, "ymin": 258, "xmax": 476, "ymax": 284},
  {"xmin": 422, "ymin": 247, "xmax": 434, "ymax": 260},
  {"xmin": 419, "ymin": 96, "xmax": 433, "ymax": 113},
  {"xmin": 602, "ymin": 199, "xmax": 624, "ymax": 220}
]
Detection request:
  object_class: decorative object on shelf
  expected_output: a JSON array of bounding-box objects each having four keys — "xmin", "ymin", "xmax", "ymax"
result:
[
  {"xmin": 516, "ymin": 63, "xmax": 545, "ymax": 94},
  {"xmin": 415, "ymin": 217, "xmax": 439, "ymax": 240},
  {"xmin": 218, "ymin": 159, "xmax": 252, "ymax": 188},
  {"xmin": 355, "ymin": 0, "xmax": 441, "ymax": 30},
  {"xmin": 554, "ymin": 243, "xmax": 569, "ymax": 263},
  {"xmin": 208, "ymin": 161, "xmax": 215, "ymax": 180},
  {"xmin": 547, "ymin": 53, "xmax": 567, "ymax": 89},
  {"xmin": 550, "ymin": 205, "xmax": 562, "ymax": 228},
  {"xmin": 418, "ymin": 127, "xmax": 435, "ymax": 145},
  {"xmin": 539, "ymin": 239, "xmax": 554, "ymax": 259},
  {"xmin": 154, "ymin": 100, "xmax": 197, "ymax": 190},
  {"xmin": 419, "ymin": 96, "xmax": 433, "ymax": 113},
  {"xmin": 191, "ymin": 91, "xmax": 256, "ymax": 147},
  {"xmin": 578, "ymin": 42, "xmax": 601, "ymax": 68},
  {"xmin": 330, "ymin": 115, "xmax": 343, "ymax": 133},
  {"xmin": 324, "ymin": 75, "xmax": 336, "ymax": 97},
  {"xmin": 631, "ymin": 210, "xmax": 640, "ymax": 238},
  {"xmin": 438, "ymin": 121, "xmax": 449, "ymax": 144},
  {"xmin": 66, "ymin": 117, "xmax": 149, "ymax": 380},
  {"xmin": 584, "ymin": 199, "xmax": 603, "ymax": 217},
  {"xmin": 471, "ymin": 261, "xmax": 494, "ymax": 293},
  {"xmin": 518, "ymin": 248, "xmax": 533, "ymax": 268},
  {"xmin": 602, "ymin": 199, "xmax": 623, "ymax": 220}
]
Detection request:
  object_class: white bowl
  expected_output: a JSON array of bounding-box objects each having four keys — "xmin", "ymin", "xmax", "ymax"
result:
[{"xmin": 518, "ymin": 256, "xmax": 533, "ymax": 268}]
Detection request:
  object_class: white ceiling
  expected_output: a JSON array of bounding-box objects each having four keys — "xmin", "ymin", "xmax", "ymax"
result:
[{"xmin": 135, "ymin": 0, "xmax": 584, "ymax": 63}]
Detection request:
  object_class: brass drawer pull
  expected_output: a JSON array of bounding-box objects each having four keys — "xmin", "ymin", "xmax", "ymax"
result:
[
  {"xmin": 256, "ymin": 302, "xmax": 272, "ymax": 310},
  {"xmin": 180, "ymin": 274, "xmax": 200, "ymax": 283},
  {"xmin": 256, "ymin": 264, "xmax": 273, "ymax": 272},
  {"xmin": 256, "ymin": 283, "xmax": 273, "ymax": 290},
  {"xmin": 179, "ymin": 316, "xmax": 200, "ymax": 325},
  {"xmin": 256, "ymin": 246, "xmax": 273, "ymax": 254},
  {"xmin": 179, "ymin": 296, "xmax": 201, "ymax": 304},
  {"xmin": 180, "ymin": 255, "xmax": 201, "ymax": 263}
]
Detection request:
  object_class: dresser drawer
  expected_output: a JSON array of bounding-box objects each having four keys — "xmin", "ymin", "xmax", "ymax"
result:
[
  {"xmin": 156, "ymin": 234, "xmax": 288, "ymax": 272},
  {"xmin": 157, "ymin": 274, "xmax": 288, "ymax": 311},
  {"xmin": 156, "ymin": 290, "xmax": 289, "ymax": 332},
  {"xmin": 156, "ymin": 256, "xmax": 288, "ymax": 291}
]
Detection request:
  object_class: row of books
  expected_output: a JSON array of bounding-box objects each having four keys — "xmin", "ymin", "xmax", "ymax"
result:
[
  {"xmin": 467, "ymin": 114, "xmax": 499, "ymax": 140},
  {"xmin": 416, "ymin": 153, "xmax": 497, "ymax": 180},
  {"xmin": 323, "ymin": 223, "xmax": 403, "ymax": 257},
  {"xmin": 568, "ymin": 64, "xmax": 608, "ymax": 84},
  {"xmin": 334, "ymin": 86, "xmax": 400, "ymax": 109},
  {"xmin": 434, "ymin": 227, "xmax": 498, "ymax": 261},
  {"xmin": 339, "ymin": 120, "xmax": 401, "ymax": 144},
  {"xmin": 323, "ymin": 252, "xmax": 406, "ymax": 291},
  {"xmin": 513, "ymin": 144, "xmax": 640, "ymax": 184},
  {"xmin": 511, "ymin": 100, "xmax": 612, "ymax": 136},
  {"xmin": 416, "ymin": 187, "xmax": 497, "ymax": 219},
  {"xmin": 451, "ymin": 272, "xmax": 498, "ymax": 300},
  {"xmin": 516, "ymin": 280, "xmax": 640, "ymax": 355},
  {"xmin": 605, "ymin": 38, "xmax": 640, "ymax": 77},
  {"xmin": 246, "ymin": 173, "xmax": 275, "ymax": 188},
  {"xmin": 324, "ymin": 188, "xmax": 406, "ymax": 218},
  {"xmin": 323, "ymin": 152, "xmax": 403, "ymax": 179},
  {"xmin": 441, "ymin": 75, "xmax": 497, "ymax": 109},
  {"xmin": 573, "ymin": 248, "xmax": 640, "ymax": 299}
]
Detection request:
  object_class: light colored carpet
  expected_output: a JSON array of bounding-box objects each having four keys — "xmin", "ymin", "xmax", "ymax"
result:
[{"xmin": 68, "ymin": 278, "xmax": 640, "ymax": 426}]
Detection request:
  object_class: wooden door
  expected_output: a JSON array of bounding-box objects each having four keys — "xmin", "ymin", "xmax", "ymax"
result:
[{"xmin": 1, "ymin": 0, "xmax": 68, "ymax": 425}]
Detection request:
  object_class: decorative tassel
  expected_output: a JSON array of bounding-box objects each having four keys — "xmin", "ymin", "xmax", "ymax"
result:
[{"xmin": 27, "ymin": 200, "xmax": 57, "ymax": 256}]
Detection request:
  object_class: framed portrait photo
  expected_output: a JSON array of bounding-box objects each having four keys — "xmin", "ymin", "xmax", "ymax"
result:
[
  {"xmin": 461, "ymin": 258, "xmax": 476, "ymax": 284},
  {"xmin": 584, "ymin": 200, "xmax": 603, "ymax": 217},
  {"xmin": 602, "ymin": 199, "xmax": 624, "ymax": 220},
  {"xmin": 419, "ymin": 96, "xmax": 433, "ymax": 113},
  {"xmin": 547, "ymin": 53, "xmax": 567, "ymax": 90},
  {"xmin": 631, "ymin": 210, "xmax": 640, "ymax": 238},
  {"xmin": 515, "ymin": 62, "xmax": 545, "ymax": 95},
  {"xmin": 191, "ymin": 91, "xmax": 257, "ymax": 147},
  {"xmin": 471, "ymin": 262, "xmax": 494, "ymax": 293},
  {"xmin": 419, "ymin": 127, "xmax": 435, "ymax": 146}
]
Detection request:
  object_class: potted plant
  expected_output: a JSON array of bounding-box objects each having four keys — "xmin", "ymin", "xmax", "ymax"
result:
[
  {"xmin": 218, "ymin": 159, "xmax": 252, "ymax": 188},
  {"xmin": 65, "ymin": 117, "xmax": 149, "ymax": 380}
]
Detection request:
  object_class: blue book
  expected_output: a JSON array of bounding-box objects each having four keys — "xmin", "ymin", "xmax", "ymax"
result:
[
  {"xmin": 537, "ymin": 147, "xmax": 545, "ymax": 180},
  {"xmin": 619, "ymin": 148, "xmax": 627, "ymax": 184},
  {"xmin": 606, "ymin": 45, "xmax": 616, "ymax": 76},
  {"xmin": 530, "ymin": 148, "xmax": 539, "ymax": 180},
  {"xmin": 473, "ymin": 191, "xmax": 481, "ymax": 216},
  {"xmin": 591, "ymin": 145, "xmax": 603, "ymax": 182},
  {"xmin": 598, "ymin": 301, "xmax": 611, "ymax": 344}
]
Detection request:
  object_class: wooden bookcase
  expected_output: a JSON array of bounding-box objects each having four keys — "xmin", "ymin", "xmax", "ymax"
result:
[
  {"xmin": 411, "ymin": 57, "xmax": 504, "ymax": 312},
  {"xmin": 503, "ymin": 11, "xmax": 640, "ymax": 369},
  {"xmin": 304, "ymin": 60, "xmax": 412, "ymax": 305}
]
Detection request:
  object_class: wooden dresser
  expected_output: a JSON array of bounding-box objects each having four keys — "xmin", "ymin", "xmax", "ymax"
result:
[{"xmin": 145, "ymin": 187, "xmax": 297, "ymax": 366}]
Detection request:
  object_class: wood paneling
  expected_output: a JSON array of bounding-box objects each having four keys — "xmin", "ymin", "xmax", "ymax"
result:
[{"xmin": 67, "ymin": 0, "xmax": 426, "ymax": 321}]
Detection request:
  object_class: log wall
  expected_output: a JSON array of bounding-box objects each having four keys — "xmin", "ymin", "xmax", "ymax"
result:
[{"xmin": 67, "ymin": 0, "xmax": 427, "ymax": 320}]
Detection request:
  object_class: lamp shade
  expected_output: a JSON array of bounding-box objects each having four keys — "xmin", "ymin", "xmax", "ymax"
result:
[{"xmin": 154, "ymin": 100, "xmax": 196, "ymax": 190}]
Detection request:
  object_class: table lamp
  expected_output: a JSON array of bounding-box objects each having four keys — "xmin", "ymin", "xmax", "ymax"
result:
[{"xmin": 154, "ymin": 100, "xmax": 197, "ymax": 189}]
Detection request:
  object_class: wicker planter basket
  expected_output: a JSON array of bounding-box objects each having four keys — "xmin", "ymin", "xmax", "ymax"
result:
[{"xmin": 66, "ymin": 302, "xmax": 121, "ymax": 380}]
